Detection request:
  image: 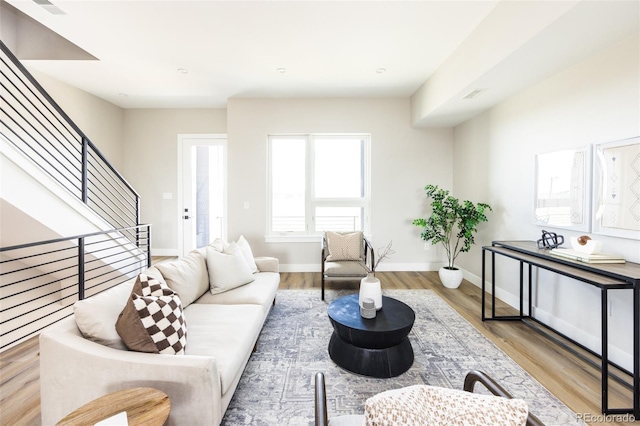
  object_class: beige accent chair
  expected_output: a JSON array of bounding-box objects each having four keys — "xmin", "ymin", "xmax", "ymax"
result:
[
  {"xmin": 321, "ymin": 231, "xmax": 374, "ymax": 300},
  {"xmin": 314, "ymin": 371, "xmax": 545, "ymax": 426}
]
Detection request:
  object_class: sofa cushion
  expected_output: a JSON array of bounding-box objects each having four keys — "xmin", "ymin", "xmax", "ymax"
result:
[
  {"xmin": 116, "ymin": 288, "xmax": 187, "ymax": 355},
  {"xmin": 324, "ymin": 260, "xmax": 367, "ymax": 277},
  {"xmin": 196, "ymin": 272, "xmax": 279, "ymax": 314},
  {"xmin": 73, "ymin": 277, "xmax": 136, "ymax": 350},
  {"xmin": 206, "ymin": 243, "xmax": 255, "ymax": 294},
  {"xmin": 364, "ymin": 385, "xmax": 528, "ymax": 426},
  {"xmin": 184, "ymin": 303, "xmax": 263, "ymax": 394},
  {"xmin": 326, "ymin": 231, "xmax": 363, "ymax": 261},
  {"xmin": 236, "ymin": 235, "xmax": 258, "ymax": 273},
  {"xmin": 156, "ymin": 250, "xmax": 209, "ymax": 308}
]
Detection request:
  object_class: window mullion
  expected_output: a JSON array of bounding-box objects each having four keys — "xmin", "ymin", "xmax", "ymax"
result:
[
  {"xmin": 267, "ymin": 133, "xmax": 370, "ymax": 238},
  {"xmin": 306, "ymin": 135, "xmax": 314, "ymax": 233}
]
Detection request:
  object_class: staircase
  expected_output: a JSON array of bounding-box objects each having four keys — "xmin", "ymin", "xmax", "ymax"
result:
[{"xmin": 0, "ymin": 41, "xmax": 150, "ymax": 351}]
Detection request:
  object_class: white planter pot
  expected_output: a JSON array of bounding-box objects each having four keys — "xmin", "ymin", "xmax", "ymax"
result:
[
  {"xmin": 438, "ymin": 266, "xmax": 463, "ymax": 289},
  {"xmin": 359, "ymin": 273, "xmax": 382, "ymax": 310}
]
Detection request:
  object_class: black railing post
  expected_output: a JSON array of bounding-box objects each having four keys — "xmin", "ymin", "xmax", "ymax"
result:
[
  {"xmin": 135, "ymin": 196, "xmax": 141, "ymax": 247},
  {"xmin": 78, "ymin": 237, "xmax": 85, "ymax": 300},
  {"xmin": 147, "ymin": 225, "xmax": 152, "ymax": 268},
  {"xmin": 81, "ymin": 137, "xmax": 88, "ymax": 204}
]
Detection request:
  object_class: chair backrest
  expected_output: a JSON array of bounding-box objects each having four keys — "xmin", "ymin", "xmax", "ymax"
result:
[
  {"xmin": 324, "ymin": 231, "xmax": 365, "ymax": 261},
  {"xmin": 463, "ymin": 370, "xmax": 545, "ymax": 426},
  {"xmin": 315, "ymin": 371, "xmax": 545, "ymax": 426}
]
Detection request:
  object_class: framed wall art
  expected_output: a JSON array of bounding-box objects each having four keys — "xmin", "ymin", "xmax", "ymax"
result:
[
  {"xmin": 592, "ymin": 136, "xmax": 640, "ymax": 240},
  {"xmin": 534, "ymin": 147, "xmax": 590, "ymax": 232}
]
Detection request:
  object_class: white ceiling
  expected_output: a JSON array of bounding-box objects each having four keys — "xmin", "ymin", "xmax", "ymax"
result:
[{"xmin": 4, "ymin": 0, "xmax": 640, "ymax": 126}]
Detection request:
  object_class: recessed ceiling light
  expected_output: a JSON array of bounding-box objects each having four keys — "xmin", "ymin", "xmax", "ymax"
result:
[
  {"xmin": 177, "ymin": 68, "xmax": 188, "ymax": 74},
  {"xmin": 376, "ymin": 68, "xmax": 386, "ymax": 74},
  {"xmin": 277, "ymin": 68, "xmax": 286, "ymax": 74}
]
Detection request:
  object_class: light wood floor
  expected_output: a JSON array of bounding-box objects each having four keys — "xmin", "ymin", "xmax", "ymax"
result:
[{"xmin": 1, "ymin": 271, "xmax": 636, "ymax": 425}]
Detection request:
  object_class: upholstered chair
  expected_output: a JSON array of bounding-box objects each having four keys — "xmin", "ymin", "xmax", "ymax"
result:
[
  {"xmin": 314, "ymin": 371, "xmax": 545, "ymax": 426},
  {"xmin": 321, "ymin": 231, "xmax": 374, "ymax": 300}
]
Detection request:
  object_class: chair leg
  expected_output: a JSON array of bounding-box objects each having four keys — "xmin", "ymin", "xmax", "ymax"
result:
[
  {"xmin": 321, "ymin": 276, "xmax": 325, "ymax": 300},
  {"xmin": 315, "ymin": 372, "xmax": 328, "ymax": 426}
]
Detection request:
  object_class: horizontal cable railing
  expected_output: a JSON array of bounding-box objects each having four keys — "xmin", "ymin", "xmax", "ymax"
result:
[
  {"xmin": 0, "ymin": 225, "xmax": 151, "ymax": 351},
  {"xmin": 315, "ymin": 216, "xmax": 360, "ymax": 232},
  {"xmin": 272, "ymin": 216, "xmax": 360, "ymax": 233},
  {"xmin": 0, "ymin": 41, "xmax": 140, "ymax": 239}
]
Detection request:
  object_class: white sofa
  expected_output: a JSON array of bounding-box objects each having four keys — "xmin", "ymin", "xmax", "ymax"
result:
[{"xmin": 40, "ymin": 246, "xmax": 280, "ymax": 426}]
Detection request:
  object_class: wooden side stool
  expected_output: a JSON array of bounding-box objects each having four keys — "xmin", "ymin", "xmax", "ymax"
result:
[{"xmin": 56, "ymin": 387, "xmax": 170, "ymax": 426}]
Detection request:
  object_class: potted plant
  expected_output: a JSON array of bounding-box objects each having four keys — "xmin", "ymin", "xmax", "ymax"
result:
[{"xmin": 412, "ymin": 185, "xmax": 491, "ymax": 288}]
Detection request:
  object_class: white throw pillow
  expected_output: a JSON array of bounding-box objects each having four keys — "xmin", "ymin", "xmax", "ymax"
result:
[
  {"xmin": 206, "ymin": 244, "xmax": 255, "ymax": 294},
  {"xmin": 73, "ymin": 277, "xmax": 136, "ymax": 350},
  {"xmin": 209, "ymin": 237, "xmax": 229, "ymax": 253},
  {"xmin": 155, "ymin": 250, "xmax": 209, "ymax": 308},
  {"xmin": 236, "ymin": 235, "xmax": 258, "ymax": 273}
]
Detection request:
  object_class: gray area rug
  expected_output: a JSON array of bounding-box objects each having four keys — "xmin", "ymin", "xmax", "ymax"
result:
[{"xmin": 222, "ymin": 289, "xmax": 585, "ymax": 425}]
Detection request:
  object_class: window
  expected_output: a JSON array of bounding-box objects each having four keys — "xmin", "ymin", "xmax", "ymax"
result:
[{"xmin": 268, "ymin": 134, "xmax": 370, "ymax": 239}]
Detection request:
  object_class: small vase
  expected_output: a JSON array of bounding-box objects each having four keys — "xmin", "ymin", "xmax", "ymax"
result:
[
  {"xmin": 359, "ymin": 272, "xmax": 382, "ymax": 310},
  {"xmin": 438, "ymin": 266, "xmax": 463, "ymax": 289}
]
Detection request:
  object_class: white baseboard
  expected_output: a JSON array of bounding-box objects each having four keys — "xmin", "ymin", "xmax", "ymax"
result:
[
  {"xmin": 376, "ymin": 262, "xmax": 444, "ymax": 272},
  {"xmin": 279, "ymin": 262, "xmax": 445, "ymax": 273},
  {"xmin": 279, "ymin": 264, "xmax": 320, "ymax": 272},
  {"xmin": 467, "ymin": 268, "xmax": 633, "ymax": 372},
  {"xmin": 152, "ymin": 248, "xmax": 179, "ymax": 257},
  {"xmin": 532, "ymin": 306, "xmax": 632, "ymax": 371}
]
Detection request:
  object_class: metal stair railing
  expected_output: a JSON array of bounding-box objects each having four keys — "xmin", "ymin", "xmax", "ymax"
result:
[
  {"xmin": 0, "ymin": 40, "xmax": 140, "ymax": 242},
  {"xmin": 0, "ymin": 224, "xmax": 151, "ymax": 351}
]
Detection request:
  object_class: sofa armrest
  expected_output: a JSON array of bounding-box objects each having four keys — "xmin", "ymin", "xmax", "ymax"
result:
[
  {"xmin": 255, "ymin": 256, "xmax": 279, "ymax": 273},
  {"xmin": 40, "ymin": 318, "xmax": 223, "ymax": 426}
]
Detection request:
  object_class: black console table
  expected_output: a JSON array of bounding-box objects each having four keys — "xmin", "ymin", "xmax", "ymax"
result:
[{"xmin": 481, "ymin": 240, "xmax": 640, "ymax": 417}]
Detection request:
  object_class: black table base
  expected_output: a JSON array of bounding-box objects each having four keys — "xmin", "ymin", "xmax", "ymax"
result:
[
  {"xmin": 328, "ymin": 333, "xmax": 414, "ymax": 378},
  {"xmin": 327, "ymin": 295, "xmax": 415, "ymax": 378}
]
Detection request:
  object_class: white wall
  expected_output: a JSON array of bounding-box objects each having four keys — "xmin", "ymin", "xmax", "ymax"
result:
[
  {"xmin": 452, "ymin": 34, "xmax": 640, "ymax": 370},
  {"xmin": 122, "ymin": 109, "xmax": 227, "ymax": 255},
  {"xmin": 227, "ymin": 98, "xmax": 452, "ymax": 270},
  {"xmin": 27, "ymin": 68, "xmax": 125, "ymax": 169}
]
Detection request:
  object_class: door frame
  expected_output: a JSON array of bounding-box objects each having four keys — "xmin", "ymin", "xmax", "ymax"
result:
[{"xmin": 177, "ymin": 134, "xmax": 227, "ymax": 257}]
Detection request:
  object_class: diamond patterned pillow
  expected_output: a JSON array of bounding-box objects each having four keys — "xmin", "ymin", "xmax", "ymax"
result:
[
  {"xmin": 116, "ymin": 275, "xmax": 187, "ymax": 355},
  {"xmin": 326, "ymin": 231, "xmax": 363, "ymax": 261},
  {"xmin": 132, "ymin": 273, "xmax": 168, "ymax": 296}
]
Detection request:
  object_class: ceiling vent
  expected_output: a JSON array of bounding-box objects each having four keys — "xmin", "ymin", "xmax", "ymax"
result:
[
  {"xmin": 32, "ymin": 0, "xmax": 65, "ymax": 15},
  {"xmin": 462, "ymin": 88, "xmax": 487, "ymax": 100}
]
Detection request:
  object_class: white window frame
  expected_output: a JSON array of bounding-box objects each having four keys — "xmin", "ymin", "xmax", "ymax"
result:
[{"xmin": 266, "ymin": 134, "xmax": 371, "ymax": 242}]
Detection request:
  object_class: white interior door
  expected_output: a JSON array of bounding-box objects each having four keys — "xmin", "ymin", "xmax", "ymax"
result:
[{"xmin": 178, "ymin": 135, "xmax": 227, "ymax": 257}]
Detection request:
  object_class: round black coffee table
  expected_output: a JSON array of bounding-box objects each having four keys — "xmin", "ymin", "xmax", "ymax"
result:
[{"xmin": 327, "ymin": 294, "xmax": 415, "ymax": 378}]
